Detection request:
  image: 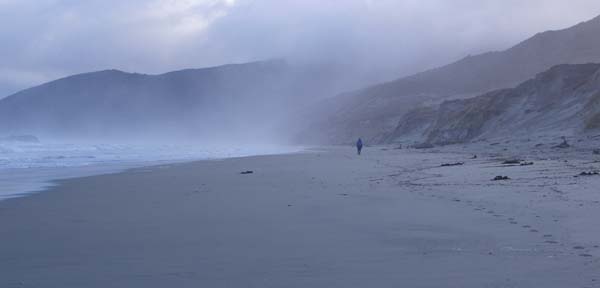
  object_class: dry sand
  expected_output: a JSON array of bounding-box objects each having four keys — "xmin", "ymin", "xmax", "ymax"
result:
[{"xmin": 0, "ymin": 146, "xmax": 599, "ymax": 287}]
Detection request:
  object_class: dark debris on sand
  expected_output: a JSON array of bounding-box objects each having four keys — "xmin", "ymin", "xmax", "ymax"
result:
[
  {"xmin": 501, "ymin": 159, "xmax": 534, "ymax": 166},
  {"xmin": 413, "ymin": 143, "xmax": 435, "ymax": 149},
  {"xmin": 575, "ymin": 171, "xmax": 599, "ymax": 177},
  {"xmin": 492, "ymin": 176, "xmax": 511, "ymax": 181},
  {"xmin": 441, "ymin": 162, "xmax": 464, "ymax": 167},
  {"xmin": 553, "ymin": 137, "xmax": 571, "ymax": 149},
  {"xmin": 240, "ymin": 171, "xmax": 254, "ymax": 175}
]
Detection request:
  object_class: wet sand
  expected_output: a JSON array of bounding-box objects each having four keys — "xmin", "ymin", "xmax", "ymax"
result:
[{"xmin": 0, "ymin": 147, "xmax": 599, "ymax": 287}]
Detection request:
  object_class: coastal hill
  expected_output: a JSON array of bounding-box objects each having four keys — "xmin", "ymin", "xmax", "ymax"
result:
[
  {"xmin": 0, "ymin": 60, "xmax": 359, "ymax": 142},
  {"xmin": 301, "ymin": 14, "xmax": 600, "ymax": 144},
  {"xmin": 394, "ymin": 63, "xmax": 600, "ymax": 146}
]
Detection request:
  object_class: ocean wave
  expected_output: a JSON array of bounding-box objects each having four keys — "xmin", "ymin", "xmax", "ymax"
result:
[{"xmin": 0, "ymin": 143, "xmax": 300, "ymax": 170}]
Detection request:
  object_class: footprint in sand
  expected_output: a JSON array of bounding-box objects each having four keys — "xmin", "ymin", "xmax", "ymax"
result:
[
  {"xmin": 573, "ymin": 246, "xmax": 585, "ymax": 250},
  {"xmin": 510, "ymin": 221, "xmax": 518, "ymax": 225},
  {"xmin": 543, "ymin": 234, "xmax": 553, "ymax": 238},
  {"xmin": 529, "ymin": 229, "xmax": 539, "ymax": 233},
  {"xmin": 522, "ymin": 225, "xmax": 531, "ymax": 228},
  {"xmin": 579, "ymin": 254, "xmax": 593, "ymax": 257},
  {"xmin": 545, "ymin": 240, "xmax": 559, "ymax": 244}
]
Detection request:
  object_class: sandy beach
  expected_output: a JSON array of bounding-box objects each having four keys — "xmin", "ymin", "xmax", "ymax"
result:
[{"xmin": 1, "ymin": 147, "xmax": 599, "ymax": 287}]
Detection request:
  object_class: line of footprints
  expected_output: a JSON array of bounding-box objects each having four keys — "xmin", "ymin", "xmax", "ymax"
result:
[{"xmin": 424, "ymin": 192, "xmax": 597, "ymax": 258}]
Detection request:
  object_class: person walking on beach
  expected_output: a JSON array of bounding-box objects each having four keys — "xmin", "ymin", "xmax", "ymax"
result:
[{"xmin": 356, "ymin": 138, "xmax": 363, "ymax": 155}]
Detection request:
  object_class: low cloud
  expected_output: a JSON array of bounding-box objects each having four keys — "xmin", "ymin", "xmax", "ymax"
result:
[{"xmin": 2, "ymin": 0, "xmax": 600, "ymax": 97}]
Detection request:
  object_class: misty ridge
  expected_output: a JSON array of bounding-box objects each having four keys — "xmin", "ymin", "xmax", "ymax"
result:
[
  {"xmin": 299, "ymin": 14, "xmax": 600, "ymax": 145},
  {"xmin": 0, "ymin": 60, "xmax": 375, "ymax": 144},
  {"xmin": 3, "ymin": 14, "xmax": 600, "ymax": 146}
]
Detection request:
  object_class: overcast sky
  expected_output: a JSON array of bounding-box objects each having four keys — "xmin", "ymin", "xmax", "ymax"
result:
[{"xmin": 2, "ymin": 0, "xmax": 600, "ymax": 97}]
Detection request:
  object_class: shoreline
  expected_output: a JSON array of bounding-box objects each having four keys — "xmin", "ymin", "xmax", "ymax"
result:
[
  {"xmin": 0, "ymin": 146, "xmax": 306, "ymax": 201},
  {"xmin": 1, "ymin": 146, "xmax": 598, "ymax": 287}
]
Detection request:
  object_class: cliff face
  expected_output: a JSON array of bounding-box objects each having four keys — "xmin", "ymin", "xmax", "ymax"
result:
[
  {"xmin": 303, "ymin": 15, "xmax": 600, "ymax": 144},
  {"xmin": 383, "ymin": 106, "xmax": 438, "ymax": 143},
  {"xmin": 392, "ymin": 64, "xmax": 600, "ymax": 145}
]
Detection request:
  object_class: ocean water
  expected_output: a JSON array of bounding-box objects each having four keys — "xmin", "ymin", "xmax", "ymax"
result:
[{"xmin": 0, "ymin": 142, "xmax": 300, "ymax": 200}]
